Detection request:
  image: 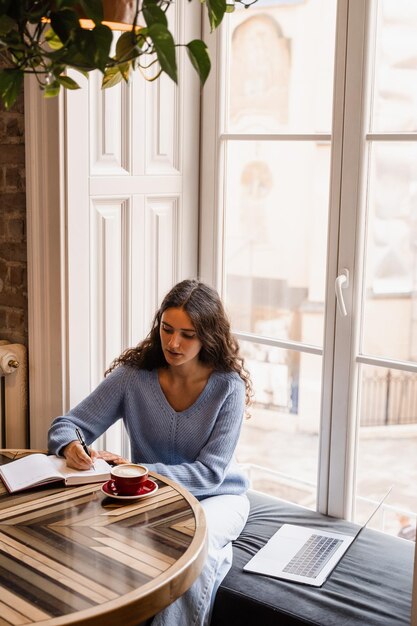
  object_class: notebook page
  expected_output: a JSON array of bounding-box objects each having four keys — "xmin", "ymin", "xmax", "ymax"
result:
[
  {"xmin": 0, "ymin": 454, "xmax": 63, "ymax": 492},
  {"xmin": 48, "ymin": 455, "xmax": 111, "ymax": 484}
]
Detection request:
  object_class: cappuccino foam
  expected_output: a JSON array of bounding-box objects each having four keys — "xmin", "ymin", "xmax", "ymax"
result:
[{"xmin": 113, "ymin": 465, "xmax": 146, "ymax": 478}]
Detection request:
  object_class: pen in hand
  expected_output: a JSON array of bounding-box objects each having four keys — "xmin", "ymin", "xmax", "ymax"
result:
[{"xmin": 75, "ymin": 428, "xmax": 95, "ymax": 471}]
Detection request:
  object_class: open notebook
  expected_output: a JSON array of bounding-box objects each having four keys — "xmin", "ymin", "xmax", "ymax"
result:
[
  {"xmin": 0, "ymin": 454, "xmax": 111, "ymax": 493},
  {"xmin": 243, "ymin": 489, "xmax": 391, "ymax": 587}
]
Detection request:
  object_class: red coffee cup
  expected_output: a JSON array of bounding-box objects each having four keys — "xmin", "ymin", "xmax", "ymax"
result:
[{"xmin": 110, "ymin": 464, "xmax": 149, "ymax": 495}]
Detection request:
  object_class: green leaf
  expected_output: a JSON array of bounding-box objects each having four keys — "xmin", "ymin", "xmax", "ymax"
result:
[
  {"xmin": 79, "ymin": 0, "xmax": 103, "ymax": 25},
  {"xmin": 50, "ymin": 9, "xmax": 80, "ymax": 44},
  {"xmin": 102, "ymin": 62, "xmax": 131, "ymax": 88},
  {"xmin": 135, "ymin": 27, "xmax": 149, "ymax": 51},
  {"xmin": 118, "ymin": 62, "xmax": 131, "ymax": 82},
  {"xmin": 44, "ymin": 81, "xmax": 61, "ymax": 98},
  {"xmin": 0, "ymin": 68, "xmax": 23, "ymax": 109},
  {"xmin": 91, "ymin": 24, "xmax": 112, "ymax": 71},
  {"xmin": 206, "ymin": 0, "xmax": 227, "ymax": 31},
  {"xmin": 0, "ymin": 0, "xmax": 11, "ymax": 17},
  {"xmin": 53, "ymin": 45, "xmax": 94, "ymax": 71},
  {"xmin": 73, "ymin": 26, "xmax": 112, "ymax": 72},
  {"xmin": 45, "ymin": 27, "xmax": 64, "ymax": 50},
  {"xmin": 2, "ymin": 1, "xmax": 21, "ymax": 21},
  {"xmin": 57, "ymin": 75, "xmax": 80, "ymax": 90},
  {"xmin": 115, "ymin": 31, "xmax": 138, "ymax": 62},
  {"xmin": 147, "ymin": 23, "xmax": 177, "ymax": 83},
  {"xmin": 0, "ymin": 29, "xmax": 21, "ymax": 48},
  {"xmin": 102, "ymin": 66, "xmax": 124, "ymax": 89},
  {"xmin": 51, "ymin": 64, "xmax": 66, "ymax": 78},
  {"xmin": 186, "ymin": 40, "xmax": 211, "ymax": 85},
  {"xmin": 57, "ymin": 0, "xmax": 78, "ymax": 8},
  {"xmin": 0, "ymin": 14, "xmax": 14, "ymax": 35},
  {"xmin": 73, "ymin": 29, "xmax": 96, "ymax": 65},
  {"xmin": 143, "ymin": 0, "xmax": 168, "ymax": 28},
  {"xmin": 55, "ymin": 0, "xmax": 78, "ymax": 9}
]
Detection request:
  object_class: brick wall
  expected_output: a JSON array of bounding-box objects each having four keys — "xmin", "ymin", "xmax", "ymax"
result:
[{"xmin": 0, "ymin": 89, "xmax": 27, "ymax": 346}]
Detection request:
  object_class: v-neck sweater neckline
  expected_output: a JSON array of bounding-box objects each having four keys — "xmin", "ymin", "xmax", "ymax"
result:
[{"xmin": 152, "ymin": 369, "xmax": 216, "ymax": 415}]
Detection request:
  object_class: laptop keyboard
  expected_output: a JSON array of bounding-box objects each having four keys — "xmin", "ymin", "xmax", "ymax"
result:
[{"xmin": 282, "ymin": 534, "xmax": 343, "ymax": 578}]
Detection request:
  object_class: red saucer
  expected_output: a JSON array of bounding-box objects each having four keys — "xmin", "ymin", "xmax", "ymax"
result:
[{"xmin": 101, "ymin": 478, "xmax": 158, "ymax": 500}]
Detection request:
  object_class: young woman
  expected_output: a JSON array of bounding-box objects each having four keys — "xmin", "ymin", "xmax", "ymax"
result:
[{"xmin": 48, "ymin": 279, "xmax": 252, "ymax": 626}]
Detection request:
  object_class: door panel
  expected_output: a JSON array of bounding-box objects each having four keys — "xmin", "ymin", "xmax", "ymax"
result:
[{"xmin": 65, "ymin": 2, "xmax": 201, "ymax": 455}]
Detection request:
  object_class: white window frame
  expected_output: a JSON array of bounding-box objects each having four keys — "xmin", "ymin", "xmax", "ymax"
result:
[
  {"xmin": 200, "ymin": 0, "xmax": 352, "ymax": 518},
  {"xmin": 200, "ymin": 0, "xmax": 417, "ymax": 521}
]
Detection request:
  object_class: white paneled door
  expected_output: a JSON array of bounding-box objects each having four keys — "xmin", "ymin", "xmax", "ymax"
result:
[{"xmin": 26, "ymin": 2, "xmax": 201, "ymax": 449}]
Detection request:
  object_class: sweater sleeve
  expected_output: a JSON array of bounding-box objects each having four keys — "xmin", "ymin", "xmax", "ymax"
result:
[
  {"xmin": 145, "ymin": 377, "xmax": 246, "ymax": 497},
  {"xmin": 48, "ymin": 367, "xmax": 126, "ymax": 456}
]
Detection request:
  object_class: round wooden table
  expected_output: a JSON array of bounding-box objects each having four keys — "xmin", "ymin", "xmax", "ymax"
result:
[{"xmin": 0, "ymin": 450, "xmax": 207, "ymax": 625}]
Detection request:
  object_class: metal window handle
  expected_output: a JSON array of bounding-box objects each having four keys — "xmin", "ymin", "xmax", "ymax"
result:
[{"xmin": 335, "ymin": 269, "xmax": 349, "ymax": 317}]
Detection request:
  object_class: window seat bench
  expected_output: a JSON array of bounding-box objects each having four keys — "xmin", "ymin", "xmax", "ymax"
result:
[{"xmin": 212, "ymin": 490, "xmax": 413, "ymax": 626}]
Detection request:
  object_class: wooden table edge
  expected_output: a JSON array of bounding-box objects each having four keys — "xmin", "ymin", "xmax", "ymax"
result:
[{"xmin": 0, "ymin": 453, "xmax": 208, "ymax": 626}]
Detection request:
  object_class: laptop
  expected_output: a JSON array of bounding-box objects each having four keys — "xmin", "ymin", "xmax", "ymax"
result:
[{"xmin": 243, "ymin": 489, "xmax": 391, "ymax": 587}]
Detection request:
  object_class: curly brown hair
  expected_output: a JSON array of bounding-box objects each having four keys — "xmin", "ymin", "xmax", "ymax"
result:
[{"xmin": 106, "ymin": 279, "xmax": 253, "ymax": 408}]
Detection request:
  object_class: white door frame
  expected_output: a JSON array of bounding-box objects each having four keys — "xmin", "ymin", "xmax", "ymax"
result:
[{"xmin": 25, "ymin": 79, "xmax": 67, "ymax": 449}]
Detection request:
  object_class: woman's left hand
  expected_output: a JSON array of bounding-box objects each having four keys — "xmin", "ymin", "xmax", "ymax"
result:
[{"xmin": 96, "ymin": 450, "xmax": 129, "ymax": 465}]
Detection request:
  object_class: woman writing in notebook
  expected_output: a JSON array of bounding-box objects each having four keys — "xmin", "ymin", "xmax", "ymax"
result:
[{"xmin": 48, "ymin": 278, "xmax": 252, "ymax": 626}]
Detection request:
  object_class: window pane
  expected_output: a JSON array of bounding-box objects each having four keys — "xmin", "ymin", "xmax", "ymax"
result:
[
  {"xmin": 371, "ymin": 0, "xmax": 417, "ymax": 132},
  {"xmin": 362, "ymin": 142, "xmax": 417, "ymax": 362},
  {"xmin": 226, "ymin": 0, "xmax": 336, "ymax": 133},
  {"xmin": 224, "ymin": 140, "xmax": 330, "ymax": 346},
  {"xmin": 236, "ymin": 341, "xmax": 321, "ymax": 508},
  {"xmin": 355, "ymin": 363, "xmax": 417, "ymax": 539}
]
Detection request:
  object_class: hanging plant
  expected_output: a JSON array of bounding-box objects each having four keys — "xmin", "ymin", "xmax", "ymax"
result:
[{"xmin": 0, "ymin": 0, "xmax": 249, "ymax": 110}]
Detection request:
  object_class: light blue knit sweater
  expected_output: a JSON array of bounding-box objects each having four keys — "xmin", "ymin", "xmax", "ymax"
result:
[{"xmin": 48, "ymin": 366, "xmax": 249, "ymax": 499}]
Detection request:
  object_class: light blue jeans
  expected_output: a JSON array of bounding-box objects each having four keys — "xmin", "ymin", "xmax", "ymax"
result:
[{"xmin": 151, "ymin": 493, "xmax": 250, "ymax": 626}]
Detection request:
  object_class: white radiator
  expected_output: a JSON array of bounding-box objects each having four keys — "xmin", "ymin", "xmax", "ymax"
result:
[{"xmin": 0, "ymin": 341, "xmax": 28, "ymax": 448}]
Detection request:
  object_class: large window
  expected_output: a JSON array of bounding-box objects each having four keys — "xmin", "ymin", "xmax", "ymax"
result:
[{"xmin": 201, "ymin": 0, "xmax": 417, "ymax": 539}]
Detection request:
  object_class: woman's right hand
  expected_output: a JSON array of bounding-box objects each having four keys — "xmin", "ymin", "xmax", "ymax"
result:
[{"xmin": 63, "ymin": 440, "xmax": 98, "ymax": 470}]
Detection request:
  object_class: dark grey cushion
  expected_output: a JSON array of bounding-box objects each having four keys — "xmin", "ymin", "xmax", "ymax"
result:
[{"xmin": 212, "ymin": 490, "xmax": 414, "ymax": 626}]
